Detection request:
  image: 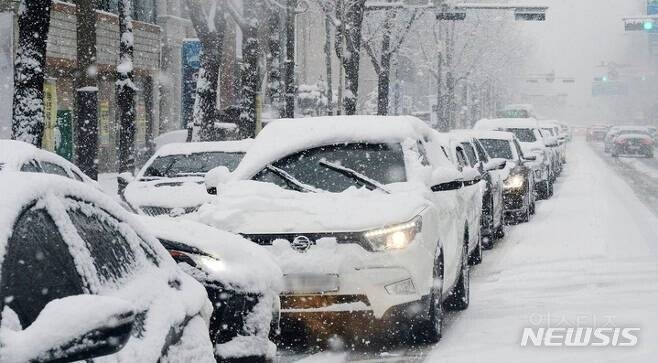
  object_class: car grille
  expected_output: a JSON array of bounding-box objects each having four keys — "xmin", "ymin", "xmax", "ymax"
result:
[
  {"xmin": 141, "ymin": 206, "xmax": 198, "ymax": 216},
  {"xmin": 240, "ymin": 232, "xmax": 373, "ymax": 251},
  {"xmin": 281, "ymin": 294, "xmax": 370, "ymax": 310}
]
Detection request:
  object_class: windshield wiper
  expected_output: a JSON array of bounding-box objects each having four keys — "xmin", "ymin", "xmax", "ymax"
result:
[
  {"xmin": 318, "ymin": 160, "xmax": 390, "ymax": 194},
  {"xmin": 265, "ymin": 165, "xmax": 318, "ymax": 193}
]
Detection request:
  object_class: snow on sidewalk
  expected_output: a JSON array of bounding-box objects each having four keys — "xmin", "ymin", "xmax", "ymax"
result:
[{"xmin": 428, "ymin": 139, "xmax": 658, "ymax": 362}]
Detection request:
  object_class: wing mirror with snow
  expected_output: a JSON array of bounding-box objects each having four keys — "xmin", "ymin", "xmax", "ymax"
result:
[
  {"xmin": 430, "ymin": 167, "xmax": 464, "ymax": 192},
  {"xmin": 485, "ymin": 158, "xmax": 507, "ymax": 171},
  {"xmin": 0, "ymin": 295, "xmax": 135, "ymax": 362},
  {"xmin": 544, "ymin": 136, "xmax": 559, "ymax": 148},
  {"xmin": 461, "ymin": 167, "xmax": 482, "ymax": 186},
  {"xmin": 205, "ymin": 166, "xmax": 232, "ymax": 195},
  {"xmin": 117, "ymin": 172, "xmax": 134, "ymax": 195}
]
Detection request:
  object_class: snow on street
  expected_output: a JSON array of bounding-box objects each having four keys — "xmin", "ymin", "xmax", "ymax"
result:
[{"xmin": 282, "ymin": 139, "xmax": 658, "ymax": 362}]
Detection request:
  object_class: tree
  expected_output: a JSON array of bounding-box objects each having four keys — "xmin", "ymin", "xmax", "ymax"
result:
[
  {"xmin": 187, "ymin": 0, "xmax": 228, "ymax": 141},
  {"xmin": 362, "ymin": 9, "xmax": 419, "ymax": 115},
  {"xmin": 283, "ymin": 0, "xmax": 297, "ymax": 118},
  {"xmin": 11, "ymin": 0, "xmax": 54, "ymax": 146},
  {"xmin": 337, "ymin": 0, "xmax": 366, "ymax": 115},
  {"xmin": 117, "ymin": 0, "xmax": 137, "ymax": 176},
  {"xmin": 75, "ymin": 0, "xmax": 100, "ymax": 179},
  {"xmin": 266, "ymin": 4, "xmax": 284, "ymax": 117}
]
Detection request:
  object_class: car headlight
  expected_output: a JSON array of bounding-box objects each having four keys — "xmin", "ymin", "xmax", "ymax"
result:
[
  {"xmin": 364, "ymin": 216, "xmax": 422, "ymax": 251},
  {"xmin": 169, "ymin": 250, "xmax": 225, "ymax": 274},
  {"xmin": 504, "ymin": 174, "xmax": 525, "ymax": 189}
]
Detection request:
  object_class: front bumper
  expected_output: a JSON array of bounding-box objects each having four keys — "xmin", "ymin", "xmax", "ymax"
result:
[
  {"xmin": 279, "ymin": 267, "xmax": 424, "ymax": 320},
  {"xmin": 503, "ymin": 188, "xmax": 528, "ymax": 213}
]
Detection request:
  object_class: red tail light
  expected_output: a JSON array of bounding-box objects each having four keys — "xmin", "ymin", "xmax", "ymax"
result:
[
  {"xmin": 642, "ymin": 139, "xmax": 654, "ymax": 145},
  {"xmin": 615, "ymin": 139, "xmax": 626, "ymax": 145}
]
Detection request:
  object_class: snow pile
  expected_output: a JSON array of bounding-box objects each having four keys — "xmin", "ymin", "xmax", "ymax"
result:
[
  {"xmin": 137, "ymin": 216, "xmax": 282, "ymax": 294},
  {"xmin": 153, "ymin": 139, "xmax": 254, "ymax": 158},
  {"xmin": 193, "ymin": 180, "xmax": 430, "ymax": 233},
  {"xmin": 123, "ymin": 176, "xmax": 212, "ymax": 211}
]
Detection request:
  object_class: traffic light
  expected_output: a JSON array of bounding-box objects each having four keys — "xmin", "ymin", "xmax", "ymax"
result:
[
  {"xmin": 644, "ymin": 21, "xmax": 654, "ymax": 31},
  {"xmin": 602, "ymin": 76, "xmax": 609, "ymax": 82}
]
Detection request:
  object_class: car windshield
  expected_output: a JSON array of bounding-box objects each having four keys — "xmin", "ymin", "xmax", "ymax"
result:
[
  {"xmin": 143, "ymin": 151, "xmax": 244, "ymax": 178},
  {"xmin": 496, "ymin": 109, "xmax": 530, "ymax": 118},
  {"xmin": 479, "ymin": 139, "xmax": 514, "ymax": 160},
  {"xmin": 254, "ymin": 143, "xmax": 406, "ymax": 192},
  {"xmin": 505, "ymin": 128, "xmax": 537, "ymax": 142},
  {"xmin": 618, "ymin": 129, "xmax": 649, "ymax": 136}
]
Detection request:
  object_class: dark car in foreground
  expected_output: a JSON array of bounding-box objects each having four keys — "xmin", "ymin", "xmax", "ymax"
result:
[
  {"xmin": 0, "ymin": 173, "xmax": 215, "ymax": 362},
  {"xmin": 138, "ymin": 216, "xmax": 282, "ymax": 362}
]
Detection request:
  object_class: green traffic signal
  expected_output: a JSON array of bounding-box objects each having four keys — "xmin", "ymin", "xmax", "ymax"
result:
[
  {"xmin": 602, "ymin": 76, "xmax": 609, "ymax": 82},
  {"xmin": 644, "ymin": 21, "xmax": 654, "ymax": 31}
]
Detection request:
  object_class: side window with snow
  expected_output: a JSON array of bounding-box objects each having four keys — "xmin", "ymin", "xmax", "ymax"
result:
[
  {"xmin": 40, "ymin": 161, "xmax": 70, "ymax": 178},
  {"xmin": 461, "ymin": 143, "xmax": 478, "ymax": 167},
  {"xmin": 20, "ymin": 160, "xmax": 41, "ymax": 173},
  {"xmin": 415, "ymin": 141, "xmax": 431, "ymax": 166},
  {"xmin": 0, "ymin": 206, "xmax": 84, "ymax": 328},
  {"xmin": 455, "ymin": 148, "xmax": 468, "ymax": 169},
  {"xmin": 66, "ymin": 203, "xmax": 139, "ymax": 285}
]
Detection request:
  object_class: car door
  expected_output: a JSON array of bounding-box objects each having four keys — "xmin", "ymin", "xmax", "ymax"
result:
[
  {"xmin": 473, "ymin": 139, "xmax": 503, "ymax": 226},
  {"xmin": 459, "ymin": 143, "xmax": 482, "ymax": 245}
]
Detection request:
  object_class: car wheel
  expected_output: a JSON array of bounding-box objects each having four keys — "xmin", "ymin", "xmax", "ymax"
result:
[
  {"xmin": 415, "ymin": 249, "xmax": 444, "ymax": 343},
  {"xmin": 469, "ymin": 232, "xmax": 483, "ymax": 265},
  {"xmin": 520, "ymin": 206, "xmax": 530, "ymax": 223},
  {"xmin": 482, "ymin": 198, "xmax": 495, "ymax": 249},
  {"xmin": 494, "ymin": 224, "xmax": 505, "ymax": 239},
  {"xmin": 529, "ymin": 194, "xmax": 536, "ymax": 215},
  {"xmin": 548, "ymin": 179, "xmax": 554, "ymax": 198},
  {"xmin": 445, "ymin": 241, "xmax": 470, "ymax": 311}
]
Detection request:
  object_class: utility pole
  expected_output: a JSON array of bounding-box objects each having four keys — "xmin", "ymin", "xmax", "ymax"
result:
[
  {"xmin": 284, "ymin": 0, "xmax": 297, "ymax": 118},
  {"xmin": 75, "ymin": 0, "xmax": 99, "ymax": 179},
  {"xmin": 324, "ymin": 15, "xmax": 334, "ymax": 116},
  {"xmin": 336, "ymin": 0, "xmax": 345, "ymax": 115}
]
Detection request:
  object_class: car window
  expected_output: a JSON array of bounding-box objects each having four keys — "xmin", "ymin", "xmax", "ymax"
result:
[
  {"xmin": 66, "ymin": 203, "xmax": 139, "ymax": 284},
  {"xmin": 252, "ymin": 143, "xmax": 407, "ymax": 192},
  {"xmin": 416, "ymin": 141, "xmax": 431, "ymax": 166},
  {"xmin": 144, "ymin": 151, "xmax": 245, "ymax": 178},
  {"xmin": 505, "ymin": 128, "xmax": 537, "ymax": 142},
  {"xmin": 473, "ymin": 140, "xmax": 489, "ymax": 163},
  {"xmin": 70, "ymin": 169, "xmax": 85, "ymax": 181},
  {"xmin": 513, "ymin": 140, "xmax": 525, "ymax": 160},
  {"xmin": 461, "ymin": 142, "xmax": 478, "ymax": 167},
  {"xmin": 20, "ymin": 160, "xmax": 41, "ymax": 173},
  {"xmin": 0, "ymin": 206, "xmax": 85, "ymax": 328},
  {"xmin": 479, "ymin": 139, "xmax": 513, "ymax": 160},
  {"xmin": 40, "ymin": 161, "xmax": 70, "ymax": 178},
  {"xmin": 455, "ymin": 147, "xmax": 468, "ymax": 168}
]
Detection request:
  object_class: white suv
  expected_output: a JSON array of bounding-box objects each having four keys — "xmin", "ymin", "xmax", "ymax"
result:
[{"xmin": 194, "ymin": 116, "xmax": 477, "ymax": 342}]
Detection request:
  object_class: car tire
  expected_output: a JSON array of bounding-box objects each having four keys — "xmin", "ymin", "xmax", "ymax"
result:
[
  {"xmin": 548, "ymin": 179, "xmax": 554, "ymax": 198},
  {"xmin": 529, "ymin": 195, "xmax": 536, "ymax": 215},
  {"xmin": 469, "ymin": 233, "xmax": 483, "ymax": 265},
  {"xmin": 415, "ymin": 249, "xmax": 444, "ymax": 344},
  {"xmin": 494, "ymin": 224, "xmax": 505, "ymax": 240},
  {"xmin": 445, "ymin": 240, "xmax": 470, "ymax": 311}
]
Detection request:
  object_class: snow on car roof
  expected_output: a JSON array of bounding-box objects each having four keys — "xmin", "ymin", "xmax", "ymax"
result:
[
  {"xmin": 0, "ymin": 139, "xmax": 42, "ymax": 169},
  {"xmin": 474, "ymin": 118, "xmax": 541, "ymax": 130},
  {"xmin": 232, "ymin": 115, "xmax": 433, "ymax": 179},
  {"xmin": 455, "ymin": 129, "xmax": 516, "ymax": 141},
  {"xmin": 155, "ymin": 139, "xmax": 254, "ymax": 157}
]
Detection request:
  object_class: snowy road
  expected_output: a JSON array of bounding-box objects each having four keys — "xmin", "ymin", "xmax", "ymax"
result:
[{"xmin": 277, "ymin": 138, "xmax": 658, "ymax": 362}]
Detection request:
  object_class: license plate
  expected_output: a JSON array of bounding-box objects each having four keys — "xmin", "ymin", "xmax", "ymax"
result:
[
  {"xmin": 628, "ymin": 145, "xmax": 641, "ymax": 151},
  {"xmin": 283, "ymin": 273, "xmax": 339, "ymax": 294}
]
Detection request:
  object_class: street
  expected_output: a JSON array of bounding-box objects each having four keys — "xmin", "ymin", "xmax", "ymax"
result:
[{"xmin": 277, "ymin": 139, "xmax": 658, "ymax": 362}]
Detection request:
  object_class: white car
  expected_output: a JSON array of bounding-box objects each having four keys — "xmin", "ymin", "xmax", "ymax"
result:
[
  {"xmin": 0, "ymin": 140, "xmax": 98, "ymax": 188},
  {"xmin": 120, "ymin": 140, "xmax": 253, "ymax": 216},
  {"xmin": 449, "ymin": 130, "xmax": 509, "ymax": 247},
  {"xmin": 0, "ymin": 173, "xmax": 215, "ymax": 362},
  {"xmin": 474, "ymin": 118, "xmax": 555, "ymax": 199},
  {"xmin": 196, "ymin": 116, "xmax": 477, "ymax": 343}
]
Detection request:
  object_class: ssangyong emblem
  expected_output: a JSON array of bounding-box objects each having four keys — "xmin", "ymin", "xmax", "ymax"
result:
[{"xmin": 291, "ymin": 236, "xmax": 312, "ymax": 252}]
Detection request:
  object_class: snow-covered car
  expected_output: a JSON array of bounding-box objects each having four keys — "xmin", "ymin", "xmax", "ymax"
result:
[
  {"xmin": 0, "ymin": 139, "xmax": 98, "ymax": 188},
  {"xmin": 586, "ymin": 125, "xmax": 609, "ymax": 142},
  {"xmin": 538, "ymin": 121, "xmax": 565, "ymax": 174},
  {"xmin": 197, "ymin": 116, "xmax": 477, "ymax": 343},
  {"xmin": 450, "ymin": 130, "xmax": 509, "ymax": 246},
  {"xmin": 120, "ymin": 139, "xmax": 253, "ymax": 216},
  {"xmin": 609, "ymin": 128, "xmax": 655, "ymax": 158},
  {"xmin": 475, "ymin": 131, "xmax": 537, "ymax": 224},
  {"xmin": 474, "ymin": 118, "xmax": 555, "ymax": 200},
  {"xmin": 137, "ymin": 216, "xmax": 282, "ymax": 361},
  {"xmin": 0, "ymin": 173, "xmax": 215, "ymax": 362}
]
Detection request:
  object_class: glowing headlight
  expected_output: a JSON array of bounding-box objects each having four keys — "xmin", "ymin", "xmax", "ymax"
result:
[
  {"xmin": 364, "ymin": 216, "xmax": 422, "ymax": 251},
  {"xmin": 504, "ymin": 174, "xmax": 525, "ymax": 189}
]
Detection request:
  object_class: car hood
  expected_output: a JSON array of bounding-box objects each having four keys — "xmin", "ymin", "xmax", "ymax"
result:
[
  {"xmin": 123, "ymin": 176, "xmax": 212, "ymax": 211},
  {"xmin": 191, "ymin": 180, "xmax": 431, "ymax": 234}
]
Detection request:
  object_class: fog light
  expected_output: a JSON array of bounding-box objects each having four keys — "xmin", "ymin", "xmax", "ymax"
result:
[{"xmin": 385, "ymin": 279, "xmax": 416, "ymax": 295}]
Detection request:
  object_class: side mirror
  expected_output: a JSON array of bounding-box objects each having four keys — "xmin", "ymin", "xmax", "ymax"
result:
[
  {"xmin": 544, "ymin": 136, "xmax": 559, "ymax": 147},
  {"xmin": 117, "ymin": 172, "xmax": 134, "ymax": 194},
  {"xmin": 1, "ymin": 295, "xmax": 134, "ymax": 362},
  {"xmin": 205, "ymin": 166, "xmax": 231, "ymax": 195},
  {"xmin": 523, "ymin": 155, "xmax": 537, "ymax": 161},
  {"xmin": 461, "ymin": 167, "xmax": 482, "ymax": 186},
  {"xmin": 430, "ymin": 167, "xmax": 463, "ymax": 192},
  {"xmin": 485, "ymin": 158, "xmax": 507, "ymax": 171}
]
